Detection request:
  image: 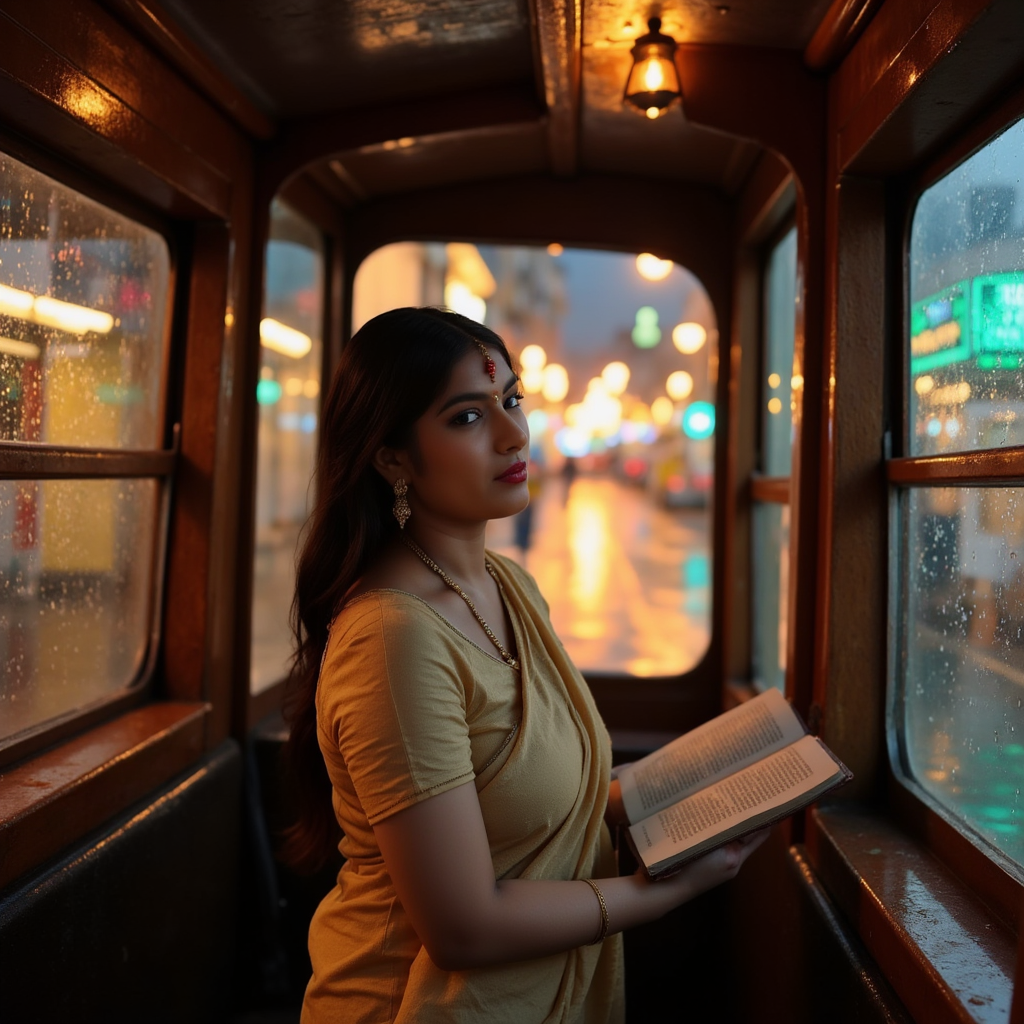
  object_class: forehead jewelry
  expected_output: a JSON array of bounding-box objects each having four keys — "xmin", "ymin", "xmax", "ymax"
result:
[{"xmin": 476, "ymin": 341, "xmax": 496, "ymax": 382}]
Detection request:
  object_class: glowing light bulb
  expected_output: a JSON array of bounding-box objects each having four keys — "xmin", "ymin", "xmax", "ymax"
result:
[
  {"xmin": 643, "ymin": 59, "xmax": 665, "ymax": 91},
  {"xmin": 646, "ymin": 107, "xmax": 660, "ymax": 120}
]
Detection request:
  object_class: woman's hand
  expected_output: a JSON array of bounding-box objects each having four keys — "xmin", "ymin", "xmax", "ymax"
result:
[
  {"xmin": 373, "ymin": 781, "xmax": 771, "ymax": 971},
  {"xmin": 647, "ymin": 828, "xmax": 771, "ymax": 904}
]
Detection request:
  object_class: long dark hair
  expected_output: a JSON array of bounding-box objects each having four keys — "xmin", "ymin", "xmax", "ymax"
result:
[{"xmin": 281, "ymin": 306, "xmax": 514, "ymax": 872}]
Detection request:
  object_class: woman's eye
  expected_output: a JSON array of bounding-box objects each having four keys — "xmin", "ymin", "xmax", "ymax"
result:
[
  {"xmin": 505, "ymin": 391, "xmax": 525, "ymax": 410},
  {"xmin": 451, "ymin": 408, "xmax": 482, "ymax": 425}
]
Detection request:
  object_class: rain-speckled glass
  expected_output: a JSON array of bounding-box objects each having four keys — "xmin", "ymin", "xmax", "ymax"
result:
[
  {"xmin": 750, "ymin": 227, "xmax": 797, "ymax": 694},
  {"xmin": 0, "ymin": 153, "xmax": 170, "ymax": 449},
  {"xmin": 0, "ymin": 478, "xmax": 158, "ymax": 741},
  {"xmin": 899, "ymin": 486, "xmax": 1024, "ymax": 869},
  {"xmin": 909, "ymin": 118, "xmax": 1024, "ymax": 457},
  {"xmin": 762, "ymin": 226, "xmax": 797, "ymax": 477},
  {"xmin": 752, "ymin": 502, "xmax": 789, "ymax": 693},
  {"xmin": 250, "ymin": 201, "xmax": 324, "ymax": 695}
]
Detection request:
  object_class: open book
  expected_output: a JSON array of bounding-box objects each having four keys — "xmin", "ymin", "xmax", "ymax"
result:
[{"xmin": 619, "ymin": 688, "xmax": 852, "ymax": 880}]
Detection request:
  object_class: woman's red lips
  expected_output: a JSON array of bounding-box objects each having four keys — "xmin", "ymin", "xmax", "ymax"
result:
[{"xmin": 496, "ymin": 460, "xmax": 527, "ymax": 483}]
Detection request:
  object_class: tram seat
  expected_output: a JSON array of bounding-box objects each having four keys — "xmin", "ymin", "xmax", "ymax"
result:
[{"xmin": 0, "ymin": 742, "xmax": 241, "ymax": 1024}]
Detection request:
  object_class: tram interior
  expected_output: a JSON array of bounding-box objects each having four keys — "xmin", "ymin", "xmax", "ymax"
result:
[{"xmin": 1, "ymin": 0, "xmax": 1024, "ymax": 1022}]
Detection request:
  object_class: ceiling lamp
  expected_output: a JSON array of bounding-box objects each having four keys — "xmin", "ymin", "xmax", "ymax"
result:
[{"xmin": 623, "ymin": 17, "xmax": 682, "ymax": 120}]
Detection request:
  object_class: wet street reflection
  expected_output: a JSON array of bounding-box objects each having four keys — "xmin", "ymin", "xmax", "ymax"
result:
[
  {"xmin": 487, "ymin": 473, "xmax": 709, "ymax": 676},
  {"xmin": 248, "ymin": 472, "xmax": 710, "ymax": 695}
]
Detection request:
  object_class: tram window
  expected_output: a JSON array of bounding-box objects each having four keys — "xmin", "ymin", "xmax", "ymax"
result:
[
  {"xmin": 0, "ymin": 151, "xmax": 171, "ymax": 744},
  {"xmin": 250, "ymin": 201, "xmax": 325, "ymax": 695},
  {"xmin": 761, "ymin": 228, "xmax": 796, "ymax": 478},
  {"xmin": 898, "ymin": 119, "xmax": 1024, "ymax": 871},
  {"xmin": 752, "ymin": 226, "xmax": 796, "ymax": 693},
  {"xmin": 352, "ymin": 242, "xmax": 717, "ymax": 677}
]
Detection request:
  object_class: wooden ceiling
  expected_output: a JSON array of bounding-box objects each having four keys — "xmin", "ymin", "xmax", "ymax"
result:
[{"xmin": 149, "ymin": 0, "xmax": 837, "ymax": 201}]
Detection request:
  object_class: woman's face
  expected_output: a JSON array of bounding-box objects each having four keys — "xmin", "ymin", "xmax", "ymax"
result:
[{"xmin": 396, "ymin": 344, "xmax": 530, "ymax": 530}]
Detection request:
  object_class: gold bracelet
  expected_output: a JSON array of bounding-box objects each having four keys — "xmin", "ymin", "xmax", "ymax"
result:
[{"xmin": 582, "ymin": 878, "xmax": 609, "ymax": 945}]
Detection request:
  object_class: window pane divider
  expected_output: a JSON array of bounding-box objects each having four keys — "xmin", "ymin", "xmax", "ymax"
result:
[
  {"xmin": 0, "ymin": 438, "xmax": 178, "ymax": 480},
  {"xmin": 888, "ymin": 446, "xmax": 1024, "ymax": 486},
  {"xmin": 750, "ymin": 473, "xmax": 790, "ymax": 503}
]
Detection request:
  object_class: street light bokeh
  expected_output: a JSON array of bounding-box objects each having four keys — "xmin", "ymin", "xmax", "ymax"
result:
[
  {"xmin": 666, "ymin": 369, "xmax": 694, "ymax": 400},
  {"xmin": 522, "ymin": 368, "xmax": 545, "ymax": 393},
  {"xmin": 651, "ymin": 396, "xmax": 674, "ymax": 425},
  {"xmin": 636, "ymin": 253, "xmax": 674, "ymax": 281},
  {"xmin": 602, "ymin": 360, "xmax": 631, "ymax": 395},
  {"xmin": 541, "ymin": 362, "xmax": 570, "ymax": 402},
  {"xmin": 672, "ymin": 321, "xmax": 707, "ymax": 354},
  {"xmin": 520, "ymin": 344, "xmax": 547, "ymax": 371}
]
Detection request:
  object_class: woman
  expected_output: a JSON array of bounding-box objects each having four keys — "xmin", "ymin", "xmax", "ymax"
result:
[{"xmin": 285, "ymin": 307, "xmax": 766, "ymax": 1024}]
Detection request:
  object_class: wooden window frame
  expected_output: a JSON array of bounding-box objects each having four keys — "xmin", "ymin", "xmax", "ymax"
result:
[
  {"xmin": 0, "ymin": 136, "xmax": 181, "ymax": 771},
  {"xmin": 804, "ymin": 58, "xmax": 1024, "ymax": 1023},
  {"xmin": 881, "ymin": 94, "xmax": 1024, "ymax": 924},
  {"xmin": 0, "ymin": 0, "xmax": 249, "ymax": 892},
  {"xmin": 745, "ymin": 218, "xmax": 799, "ymax": 698}
]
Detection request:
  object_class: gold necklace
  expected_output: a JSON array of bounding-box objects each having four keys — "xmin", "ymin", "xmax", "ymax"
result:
[{"xmin": 402, "ymin": 536, "xmax": 520, "ymax": 670}]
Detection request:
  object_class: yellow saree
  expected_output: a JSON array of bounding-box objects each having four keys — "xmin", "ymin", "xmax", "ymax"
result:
[{"xmin": 304, "ymin": 553, "xmax": 624, "ymax": 1024}]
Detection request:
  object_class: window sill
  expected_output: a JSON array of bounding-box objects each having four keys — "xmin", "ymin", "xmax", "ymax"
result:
[
  {"xmin": 808, "ymin": 804, "xmax": 1018, "ymax": 1024},
  {"xmin": 0, "ymin": 702, "xmax": 209, "ymax": 890}
]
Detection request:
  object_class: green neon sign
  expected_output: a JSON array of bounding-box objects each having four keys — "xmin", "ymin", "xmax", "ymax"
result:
[
  {"xmin": 909, "ymin": 282, "xmax": 969, "ymax": 374},
  {"xmin": 972, "ymin": 271, "xmax": 1024, "ymax": 355}
]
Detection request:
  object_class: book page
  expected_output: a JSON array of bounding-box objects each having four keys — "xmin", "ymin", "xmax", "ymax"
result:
[
  {"xmin": 627, "ymin": 735, "xmax": 840, "ymax": 871},
  {"xmin": 619, "ymin": 688, "xmax": 806, "ymax": 823}
]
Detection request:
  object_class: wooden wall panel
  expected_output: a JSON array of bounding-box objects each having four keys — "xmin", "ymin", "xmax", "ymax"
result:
[
  {"xmin": 679, "ymin": 46, "xmax": 828, "ymax": 722},
  {"xmin": 815, "ymin": 174, "xmax": 887, "ymax": 798},
  {"xmin": 834, "ymin": 0, "xmax": 1024, "ymax": 174}
]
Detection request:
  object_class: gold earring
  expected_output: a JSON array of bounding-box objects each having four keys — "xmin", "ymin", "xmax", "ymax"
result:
[{"xmin": 392, "ymin": 478, "xmax": 411, "ymax": 529}]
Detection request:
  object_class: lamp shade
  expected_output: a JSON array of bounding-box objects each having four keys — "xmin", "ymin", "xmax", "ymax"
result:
[{"xmin": 623, "ymin": 18, "xmax": 681, "ymax": 118}]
